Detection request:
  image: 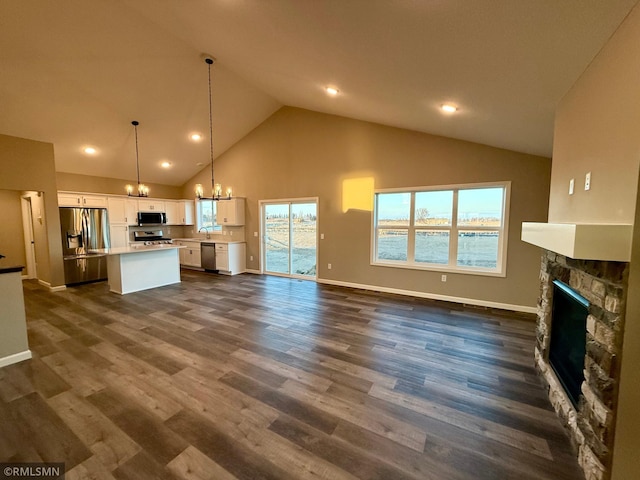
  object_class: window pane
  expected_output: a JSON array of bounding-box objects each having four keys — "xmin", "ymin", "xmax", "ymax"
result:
[
  {"xmin": 377, "ymin": 193, "xmax": 411, "ymax": 226},
  {"xmin": 198, "ymin": 200, "xmax": 215, "ymax": 229},
  {"xmin": 415, "ymin": 231, "xmax": 449, "ymax": 264},
  {"xmin": 415, "ymin": 191, "xmax": 453, "ymax": 226},
  {"xmin": 458, "ymin": 188, "xmax": 503, "ymax": 226},
  {"xmin": 291, "ymin": 203, "xmax": 317, "ymax": 277},
  {"xmin": 457, "ymin": 231, "xmax": 499, "ymax": 268},
  {"xmin": 377, "ymin": 229, "xmax": 408, "ymax": 261},
  {"xmin": 265, "ymin": 204, "xmax": 290, "ymax": 274}
]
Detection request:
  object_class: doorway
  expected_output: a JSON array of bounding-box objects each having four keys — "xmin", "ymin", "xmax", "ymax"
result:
[
  {"xmin": 20, "ymin": 195, "xmax": 37, "ymax": 279},
  {"xmin": 261, "ymin": 199, "xmax": 318, "ymax": 279}
]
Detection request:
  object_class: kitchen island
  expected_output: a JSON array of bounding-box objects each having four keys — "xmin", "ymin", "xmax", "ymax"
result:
[{"xmin": 92, "ymin": 244, "xmax": 185, "ymax": 295}]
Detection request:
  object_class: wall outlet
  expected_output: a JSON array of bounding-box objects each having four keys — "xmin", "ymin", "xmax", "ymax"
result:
[
  {"xmin": 441, "ymin": 274, "xmax": 447, "ymax": 282},
  {"xmin": 254, "ymin": 232, "xmax": 258, "ymax": 237},
  {"xmin": 569, "ymin": 178, "xmax": 575, "ymax": 195},
  {"xmin": 230, "ymin": 231, "xmax": 233, "ymax": 236},
  {"xmin": 328, "ymin": 263, "xmax": 332, "ymax": 270},
  {"xmin": 585, "ymin": 172, "xmax": 591, "ymax": 191},
  {"xmin": 250, "ymin": 255, "xmax": 253, "ymax": 261},
  {"xmin": 321, "ymin": 233, "xmax": 325, "ymax": 240},
  {"xmin": 223, "ymin": 230, "xmax": 227, "ymax": 235}
]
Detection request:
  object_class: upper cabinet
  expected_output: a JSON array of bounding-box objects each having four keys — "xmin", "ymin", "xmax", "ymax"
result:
[
  {"xmin": 58, "ymin": 193, "xmax": 108, "ymax": 208},
  {"xmin": 217, "ymin": 198, "xmax": 245, "ymax": 226},
  {"xmin": 107, "ymin": 197, "xmax": 138, "ymax": 225},
  {"xmin": 59, "ymin": 191, "xmax": 194, "ymax": 226},
  {"xmin": 165, "ymin": 200, "xmax": 195, "ymax": 225},
  {"xmin": 107, "ymin": 197, "xmax": 127, "ymax": 223},
  {"xmin": 137, "ymin": 199, "xmax": 165, "ymax": 212},
  {"xmin": 180, "ymin": 200, "xmax": 194, "ymax": 225}
]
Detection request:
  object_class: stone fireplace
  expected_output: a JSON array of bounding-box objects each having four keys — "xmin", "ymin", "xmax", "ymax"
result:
[{"xmin": 535, "ymin": 250, "xmax": 628, "ymax": 480}]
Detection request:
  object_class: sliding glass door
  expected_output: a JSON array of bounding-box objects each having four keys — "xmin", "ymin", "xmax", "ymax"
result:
[{"xmin": 262, "ymin": 200, "xmax": 317, "ymax": 279}]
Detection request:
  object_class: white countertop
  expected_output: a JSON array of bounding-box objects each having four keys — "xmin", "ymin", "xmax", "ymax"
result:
[
  {"xmin": 172, "ymin": 238, "xmax": 245, "ymax": 245},
  {"xmin": 91, "ymin": 244, "xmax": 185, "ymax": 256}
]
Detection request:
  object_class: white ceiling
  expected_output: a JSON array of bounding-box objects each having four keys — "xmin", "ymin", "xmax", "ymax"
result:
[{"xmin": 0, "ymin": 0, "xmax": 637, "ymax": 186}]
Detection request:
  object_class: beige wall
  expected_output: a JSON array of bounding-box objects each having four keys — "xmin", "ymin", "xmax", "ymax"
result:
[
  {"xmin": 56, "ymin": 172, "xmax": 184, "ymax": 199},
  {"xmin": 612, "ymin": 175, "xmax": 640, "ymax": 480},
  {"xmin": 544, "ymin": 4, "xmax": 640, "ymax": 477},
  {"xmin": 0, "ymin": 134, "xmax": 64, "ymax": 287},
  {"xmin": 184, "ymin": 107, "xmax": 551, "ymax": 309},
  {"xmin": 549, "ymin": 5, "xmax": 640, "ymax": 224},
  {"xmin": 0, "ymin": 190, "xmax": 26, "ymax": 269}
]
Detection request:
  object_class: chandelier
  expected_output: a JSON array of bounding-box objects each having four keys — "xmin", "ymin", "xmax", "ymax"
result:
[
  {"xmin": 125, "ymin": 120, "xmax": 149, "ymax": 197},
  {"xmin": 195, "ymin": 55, "xmax": 231, "ymax": 201}
]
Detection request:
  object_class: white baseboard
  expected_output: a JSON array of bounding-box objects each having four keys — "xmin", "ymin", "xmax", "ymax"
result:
[
  {"xmin": 316, "ymin": 277, "xmax": 537, "ymax": 314},
  {"xmin": 0, "ymin": 350, "xmax": 32, "ymax": 368},
  {"xmin": 37, "ymin": 279, "xmax": 66, "ymax": 292}
]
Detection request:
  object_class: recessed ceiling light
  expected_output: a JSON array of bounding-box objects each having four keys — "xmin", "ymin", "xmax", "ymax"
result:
[
  {"xmin": 161, "ymin": 161, "xmax": 172, "ymax": 168},
  {"xmin": 441, "ymin": 104, "xmax": 458, "ymax": 113},
  {"xmin": 190, "ymin": 133, "xmax": 202, "ymax": 141},
  {"xmin": 83, "ymin": 146, "xmax": 97, "ymax": 155},
  {"xmin": 326, "ymin": 87, "xmax": 339, "ymax": 96}
]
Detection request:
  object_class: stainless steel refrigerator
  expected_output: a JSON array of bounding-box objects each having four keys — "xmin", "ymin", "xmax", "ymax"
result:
[{"xmin": 59, "ymin": 207, "xmax": 111, "ymax": 285}]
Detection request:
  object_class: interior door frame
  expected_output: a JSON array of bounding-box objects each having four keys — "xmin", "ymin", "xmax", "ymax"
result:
[
  {"xmin": 259, "ymin": 197, "xmax": 319, "ymax": 280},
  {"xmin": 20, "ymin": 195, "xmax": 37, "ymax": 279}
]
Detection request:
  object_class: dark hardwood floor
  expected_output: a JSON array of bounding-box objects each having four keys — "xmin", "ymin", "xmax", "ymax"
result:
[{"xmin": 0, "ymin": 270, "xmax": 585, "ymax": 479}]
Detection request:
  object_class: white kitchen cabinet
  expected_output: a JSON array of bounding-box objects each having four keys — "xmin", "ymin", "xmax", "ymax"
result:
[
  {"xmin": 58, "ymin": 193, "xmax": 108, "ymax": 208},
  {"xmin": 107, "ymin": 197, "xmax": 127, "ymax": 224},
  {"xmin": 125, "ymin": 199, "xmax": 138, "ymax": 225},
  {"xmin": 180, "ymin": 200, "xmax": 194, "ymax": 225},
  {"xmin": 164, "ymin": 200, "xmax": 179, "ymax": 225},
  {"xmin": 109, "ymin": 224, "xmax": 129, "ymax": 249},
  {"xmin": 176, "ymin": 241, "xmax": 202, "ymax": 268},
  {"xmin": 215, "ymin": 243, "xmax": 229, "ymax": 271},
  {"xmin": 217, "ymin": 198, "xmax": 245, "ymax": 226},
  {"xmin": 165, "ymin": 200, "xmax": 194, "ymax": 225},
  {"xmin": 108, "ymin": 197, "xmax": 138, "ymax": 225},
  {"xmin": 137, "ymin": 199, "xmax": 165, "ymax": 212},
  {"xmin": 215, "ymin": 242, "xmax": 246, "ymax": 275}
]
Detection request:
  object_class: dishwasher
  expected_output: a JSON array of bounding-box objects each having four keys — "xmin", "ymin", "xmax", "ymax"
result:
[{"xmin": 200, "ymin": 243, "xmax": 217, "ymax": 271}]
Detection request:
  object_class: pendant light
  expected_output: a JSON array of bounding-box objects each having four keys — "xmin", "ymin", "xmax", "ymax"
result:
[
  {"xmin": 126, "ymin": 120, "xmax": 149, "ymax": 197},
  {"xmin": 195, "ymin": 55, "xmax": 232, "ymax": 201}
]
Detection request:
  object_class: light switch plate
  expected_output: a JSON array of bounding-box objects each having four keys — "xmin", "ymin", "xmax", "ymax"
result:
[
  {"xmin": 569, "ymin": 178, "xmax": 575, "ymax": 195},
  {"xmin": 585, "ymin": 172, "xmax": 591, "ymax": 191}
]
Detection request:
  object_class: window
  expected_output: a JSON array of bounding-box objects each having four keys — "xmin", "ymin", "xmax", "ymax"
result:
[
  {"xmin": 372, "ymin": 182, "xmax": 509, "ymax": 276},
  {"xmin": 196, "ymin": 199, "xmax": 221, "ymax": 231}
]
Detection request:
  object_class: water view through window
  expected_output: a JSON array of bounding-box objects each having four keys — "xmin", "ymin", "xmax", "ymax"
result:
[{"xmin": 374, "ymin": 185, "xmax": 507, "ymax": 272}]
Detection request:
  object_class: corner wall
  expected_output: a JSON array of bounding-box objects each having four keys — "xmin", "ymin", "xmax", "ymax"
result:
[
  {"xmin": 549, "ymin": 5, "xmax": 640, "ymax": 224},
  {"xmin": 0, "ymin": 134, "xmax": 64, "ymax": 287},
  {"xmin": 543, "ymin": 3, "xmax": 640, "ymax": 478},
  {"xmin": 184, "ymin": 107, "xmax": 551, "ymax": 310}
]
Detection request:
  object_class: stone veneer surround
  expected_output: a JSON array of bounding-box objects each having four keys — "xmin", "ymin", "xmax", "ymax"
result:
[{"xmin": 535, "ymin": 251, "xmax": 628, "ymax": 480}]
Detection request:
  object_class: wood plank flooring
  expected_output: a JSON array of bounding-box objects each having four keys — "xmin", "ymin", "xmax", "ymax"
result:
[{"xmin": 0, "ymin": 271, "xmax": 585, "ymax": 479}]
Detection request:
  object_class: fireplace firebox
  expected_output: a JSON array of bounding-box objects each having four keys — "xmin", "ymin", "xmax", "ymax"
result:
[{"xmin": 549, "ymin": 280, "xmax": 589, "ymax": 408}]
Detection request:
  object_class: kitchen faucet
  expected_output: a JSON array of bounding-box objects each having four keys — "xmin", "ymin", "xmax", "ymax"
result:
[{"xmin": 198, "ymin": 226, "xmax": 211, "ymax": 239}]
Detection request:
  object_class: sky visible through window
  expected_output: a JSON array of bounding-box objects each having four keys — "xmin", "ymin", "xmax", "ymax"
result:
[{"xmin": 378, "ymin": 188, "xmax": 503, "ymax": 223}]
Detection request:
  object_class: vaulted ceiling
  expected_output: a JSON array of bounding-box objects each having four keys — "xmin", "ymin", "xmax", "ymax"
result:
[{"xmin": 1, "ymin": 0, "xmax": 637, "ymax": 186}]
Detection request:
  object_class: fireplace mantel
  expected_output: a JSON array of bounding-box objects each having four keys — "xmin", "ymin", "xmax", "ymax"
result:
[{"xmin": 521, "ymin": 222, "xmax": 633, "ymax": 262}]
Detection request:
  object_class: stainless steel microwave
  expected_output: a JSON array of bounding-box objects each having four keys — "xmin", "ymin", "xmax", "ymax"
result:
[{"xmin": 137, "ymin": 211, "xmax": 166, "ymax": 226}]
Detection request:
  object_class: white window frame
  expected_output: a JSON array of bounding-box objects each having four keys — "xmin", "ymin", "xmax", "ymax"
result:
[
  {"xmin": 195, "ymin": 199, "xmax": 222, "ymax": 232},
  {"xmin": 371, "ymin": 181, "xmax": 510, "ymax": 277}
]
